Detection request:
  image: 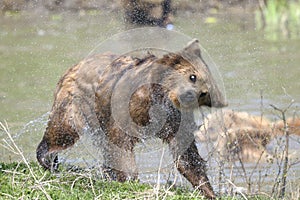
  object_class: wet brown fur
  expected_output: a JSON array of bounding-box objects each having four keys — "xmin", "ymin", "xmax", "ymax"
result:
[{"xmin": 36, "ymin": 40, "xmax": 227, "ymax": 199}]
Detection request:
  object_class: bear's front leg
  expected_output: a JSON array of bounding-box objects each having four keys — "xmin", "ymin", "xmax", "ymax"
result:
[{"xmin": 169, "ymin": 139, "xmax": 216, "ymax": 199}]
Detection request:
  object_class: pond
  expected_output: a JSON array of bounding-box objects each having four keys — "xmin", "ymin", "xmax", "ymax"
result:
[{"xmin": 0, "ymin": 9, "xmax": 299, "ymax": 196}]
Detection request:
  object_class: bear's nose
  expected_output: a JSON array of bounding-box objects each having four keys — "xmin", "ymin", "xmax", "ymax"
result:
[
  {"xmin": 179, "ymin": 90, "xmax": 197, "ymax": 104},
  {"xmin": 199, "ymin": 92, "xmax": 207, "ymax": 98}
]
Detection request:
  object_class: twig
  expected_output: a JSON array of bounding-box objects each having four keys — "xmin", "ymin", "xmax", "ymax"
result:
[
  {"xmin": 269, "ymin": 102, "xmax": 294, "ymax": 199},
  {"xmin": 1, "ymin": 138, "xmax": 19, "ymax": 154},
  {"xmin": 247, "ymin": 148, "xmax": 266, "ymax": 192},
  {"xmin": 155, "ymin": 147, "xmax": 166, "ymax": 200},
  {"xmin": 226, "ymin": 179, "xmax": 248, "ymax": 200},
  {"xmin": 236, "ymin": 152, "xmax": 249, "ymax": 192},
  {"xmin": 0, "ymin": 121, "xmax": 52, "ymax": 200},
  {"xmin": 0, "ymin": 192, "xmax": 15, "ymax": 199}
]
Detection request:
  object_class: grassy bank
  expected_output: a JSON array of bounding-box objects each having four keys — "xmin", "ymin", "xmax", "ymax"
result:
[
  {"xmin": 0, "ymin": 162, "xmax": 273, "ymax": 200},
  {"xmin": 0, "ymin": 162, "xmax": 206, "ymax": 200}
]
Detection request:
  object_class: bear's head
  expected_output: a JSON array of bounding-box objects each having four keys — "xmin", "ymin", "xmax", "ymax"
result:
[{"xmin": 152, "ymin": 39, "xmax": 227, "ymax": 113}]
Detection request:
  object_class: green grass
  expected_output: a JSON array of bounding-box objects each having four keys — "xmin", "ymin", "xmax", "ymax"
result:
[
  {"xmin": 0, "ymin": 162, "xmax": 208, "ymax": 200},
  {"xmin": 0, "ymin": 162, "xmax": 274, "ymax": 200}
]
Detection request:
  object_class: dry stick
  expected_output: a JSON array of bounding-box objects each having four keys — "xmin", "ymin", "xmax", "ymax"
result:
[
  {"xmin": 235, "ymin": 148, "xmax": 263, "ymax": 194},
  {"xmin": 88, "ymin": 174, "xmax": 97, "ymax": 198},
  {"xmin": 217, "ymin": 158, "xmax": 225, "ymax": 195},
  {"xmin": 280, "ymin": 112, "xmax": 289, "ymax": 199},
  {"xmin": 155, "ymin": 147, "xmax": 166, "ymax": 200},
  {"xmin": 271, "ymin": 145, "xmax": 283, "ymax": 196},
  {"xmin": 1, "ymin": 138, "xmax": 19, "ymax": 154},
  {"xmin": 248, "ymin": 149, "xmax": 266, "ymax": 193},
  {"xmin": 270, "ymin": 101, "xmax": 294, "ymax": 199},
  {"xmin": 233, "ymin": 130, "xmax": 259, "ymax": 194},
  {"xmin": 0, "ymin": 192, "xmax": 15, "ymax": 199},
  {"xmin": 271, "ymin": 124, "xmax": 287, "ymax": 196},
  {"xmin": 226, "ymin": 179, "xmax": 248, "ymax": 200},
  {"xmin": 236, "ymin": 152, "xmax": 249, "ymax": 192},
  {"xmin": 228, "ymin": 162, "xmax": 234, "ymax": 196},
  {"xmin": 0, "ymin": 121, "xmax": 52, "ymax": 200},
  {"xmin": 165, "ymin": 166, "xmax": 178, "ymax": 196},
  {"xmin": 240, "ymin": 127, "xmax": 267, "ymax": 193}
]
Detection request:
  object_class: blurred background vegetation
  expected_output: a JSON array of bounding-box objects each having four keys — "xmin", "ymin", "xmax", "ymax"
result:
[
  {"xmin": 1, "ymin": 0, "xmax": 300, "ymax": 39},
  {"xmin": 256, "ymin": 0, "xmax": 300, "ymax": 39}
]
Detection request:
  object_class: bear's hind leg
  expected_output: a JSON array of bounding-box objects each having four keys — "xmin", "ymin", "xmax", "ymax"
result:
[{"xmin": 102, "ymin": 142, "xmax": 138, "ymax": 182}]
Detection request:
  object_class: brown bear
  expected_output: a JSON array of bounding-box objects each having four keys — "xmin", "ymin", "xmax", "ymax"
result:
[
  {"xmin": 195, "ymin": 109, "xmax": 300, "ymax": 162},
  {"xmin": 36, "ymin": 39, "xmax": 227, "ymax": 199}
]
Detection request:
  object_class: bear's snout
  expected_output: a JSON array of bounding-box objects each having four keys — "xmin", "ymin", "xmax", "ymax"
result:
[{"xmin": 179, "ymin": 90, "xmax": 198, "ymax": 107}]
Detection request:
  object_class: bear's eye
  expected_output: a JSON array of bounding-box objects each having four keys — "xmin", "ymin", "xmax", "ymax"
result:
[{"xmin": 189, "ymin": 74, "xmax": 197, "ymax": 83}]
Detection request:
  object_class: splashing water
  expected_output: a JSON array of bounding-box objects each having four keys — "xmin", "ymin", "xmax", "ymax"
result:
[{"xmin": 1, "ymin": 112, "xmax": 49, "ymax": 162}]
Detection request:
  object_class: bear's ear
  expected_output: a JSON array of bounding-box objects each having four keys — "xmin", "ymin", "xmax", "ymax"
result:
[{"xmin": 182, "ymin": 39, "xmax": 201, "ymax": 58}]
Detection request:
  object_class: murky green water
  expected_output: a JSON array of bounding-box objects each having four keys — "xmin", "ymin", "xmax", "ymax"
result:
[{"xmin": 0, "ymin": 10, "xmax": 299, "ymax": 196}]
